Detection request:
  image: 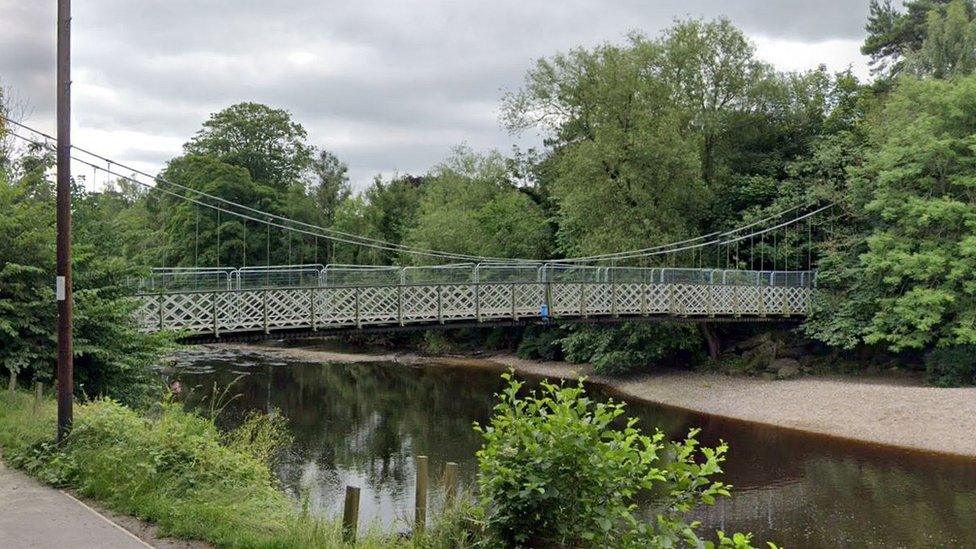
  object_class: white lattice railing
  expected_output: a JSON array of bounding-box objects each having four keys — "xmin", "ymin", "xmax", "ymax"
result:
[{"xmin": 134, "ymin": 282, "xmax": 812, "ymax": 337}]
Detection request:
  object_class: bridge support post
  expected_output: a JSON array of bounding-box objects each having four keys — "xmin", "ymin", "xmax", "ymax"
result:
[
  {"xmin": 510, "ymin": 283, "xmax": 517, "ymax": 320},
  {"xmin": 759, "ymin": 286, "xmax": 767, "ymax": 317},
  {"xmin": 580, "ymin": 284, "xmax": 587, "ymax": 318},
  {"xmin": 707, "ymin": 285, "xmax": 714, "ymax": 318},
  {"xmin": 397, "ymin": 285, "xmax": 404, "ymax": 326},
  {"xmin": 611, "ymin": 281, "xmax": 618, "ymax": 317},
  {"xmin": 262, "ymin": 290, "xmax": 269, "ymax": 334},
  {"xmin": 355, "ymin": 287, "xmax": 362, "ymax": 328},
  {"xmin": 309, "ymin": 288, "xmax": 317, "ymax": 331},
  {"xmin": 475, "ymin": 283, "xmax": 481, "ymax": 322},
  {"xmin": 212, "ymin": 293, "xmax": 219, "ymax": 337},
  {"xmin": 732, "ymin": 285, "xmax": 740, "ymax": 317},
  {"xmin": 437, "ymin": 286, "xmax": 443, "ymax": 324},
  {"xmin": 545, "ymin": 282, "xmax": 552, "ymax": 319},
  {"xmin": 157, "ymin": 293, "xmax": 164, "ymax": 331},
  {"xmin": 668, "ymin": 284, "xmax": 676, "ymax": 315}
]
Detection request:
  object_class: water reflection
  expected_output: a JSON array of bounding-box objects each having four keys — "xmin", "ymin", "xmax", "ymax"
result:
[{"xmin": 169, "ymin": 347, "xmax": 976, "ymax": 547}]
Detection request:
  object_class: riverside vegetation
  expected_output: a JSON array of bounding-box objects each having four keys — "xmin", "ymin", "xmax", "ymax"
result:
[
  {"xmin": 0, "ymin": 373, "xmax": 772, "ymax": 548},
  {"xmin": 7, "ymin": 1, "xmax": 976, "ymax": 394}
]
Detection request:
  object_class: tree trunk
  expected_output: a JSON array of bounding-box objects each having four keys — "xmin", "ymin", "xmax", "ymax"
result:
[{"xmin": 700, "ymin": 322, "xmax": 721, "ymax": 361}]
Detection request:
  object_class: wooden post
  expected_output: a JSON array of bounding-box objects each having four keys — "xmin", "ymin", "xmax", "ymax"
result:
[
  {"xmin": 56, "ymin": 0, "xmax": 73, "ymax": 443},
  {"xmin": 415, "ymin": 455, "xmax": 428, "ymax": 535},
  {"xmin": 342, "ymin": 485, "xmax": 360, "ymax": 542},
  {"xmin": 34, "ymin": 382, "xmax": 43, "ymax": 412},
  {"xmin": 443, "ymin": 462, "xmax": 459, "ymax": 506}
]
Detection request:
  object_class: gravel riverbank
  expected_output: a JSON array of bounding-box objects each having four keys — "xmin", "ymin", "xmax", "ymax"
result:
[{"xmin": 224, "ymin": 343, "xmax": 976, "ymax": 458}]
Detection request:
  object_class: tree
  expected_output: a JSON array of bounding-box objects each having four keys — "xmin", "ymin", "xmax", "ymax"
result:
[
  {"xmin": 862, "ymin": 0, "xmax": 975, "ymax": 78},
  {"xmin": 909, "ymin": 0, "xmax": 976, "ymax": 77},
  {"xmin": 0, "ymin": 147, "xmax": 170, "ymax": 405},
  {"xmin": 807, "ymin": 76, "xmax": 976, "ymax": 351},
  {"xmin": 657, "ymin": 18, "xmax": 774, "ymax": 186},
  {"xmin": 503, "ymin": 37, "xmax": 703, "ymax": 257},
  {"xmin": 153, "ymin": 156, "xmax": 276, "ymax": 268},
  {"xmin": 308, "ymin": 149, "xmax": 351, "ymax": 226},
  {"xmin": 184, "ymin": 102, "xmax": 313, "ymax": 191},
  {"xmin": 406, "ymin": 146, "xmax": 551, "ymax": 259}
]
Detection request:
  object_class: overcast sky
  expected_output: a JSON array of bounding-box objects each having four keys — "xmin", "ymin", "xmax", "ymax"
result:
[{"xmin": 1, "ymin": 1, "xmax": 872, "ymax": 191}]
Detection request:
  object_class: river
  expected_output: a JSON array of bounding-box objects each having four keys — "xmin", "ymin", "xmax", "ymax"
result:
[{"xmin": 167, "ymin": 345, "xmax": 976, "ymax": 548}]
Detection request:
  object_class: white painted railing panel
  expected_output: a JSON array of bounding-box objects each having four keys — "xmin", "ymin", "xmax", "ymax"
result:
[{"xmin": 134, "ymin": 282, "xmax": 812, "ymax": 336}]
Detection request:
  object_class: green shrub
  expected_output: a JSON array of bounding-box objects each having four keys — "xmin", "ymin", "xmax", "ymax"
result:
[
  {"xmin": 0, "ymin": 392, "xmax": 408, "ymax": 548},
  {"xmin": 515, "ymin": 326, "xmax": 564, "ymax": 361},
  {"xmin": 925, "ymin": 346, "xmax": 976, "ymax": 387},
  {"xmin": 474, "ymin": 372, "xmax": 769, "ymax": 548},
  {"xmin": 560, "ymin": 323, "xmax": 703, "ymax": 375}
]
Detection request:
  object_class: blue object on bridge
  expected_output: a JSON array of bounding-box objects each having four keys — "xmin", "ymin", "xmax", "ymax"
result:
[{"xmin": 540, "ymin": 304, "xmax": 549, "ymax": 319}]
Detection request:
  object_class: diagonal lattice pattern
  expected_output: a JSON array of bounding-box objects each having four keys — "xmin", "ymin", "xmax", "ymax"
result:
[{"xmin": 137, "ymin": 280, "xmax": 813, "ymax": 336}]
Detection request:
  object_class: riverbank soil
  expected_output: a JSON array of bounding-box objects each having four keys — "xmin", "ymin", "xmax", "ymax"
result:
[
  {"xmin": 234, "ymin": 343, "xmax": 976, "ymax": 458},
  {"xmin": 0, "ymin": 456, "xmax": 208, "ymax": 549}
]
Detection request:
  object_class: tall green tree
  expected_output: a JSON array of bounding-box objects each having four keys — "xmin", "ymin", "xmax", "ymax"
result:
[
  {"xmin": 862, "ymin": 0, "xmax": 975, "ymax": 78},
  {"xmin": 308, "ymin": 149, "xmax": 351, "ymax": 226},
  {"xmin": 910, "ymin": 0, "xmax": 976, "ymax": 77},
  {"xmin": 406, "ymin": 147, "xmax": 551, "ymax": 260},
  {"xmin": 806, "ymin": 76, "xmax": 976, "ymax": 351},
  {"xmin": 503, "ymin": 37, "xmax": 703, "ymax": 257},
  {"xmin": 657, "ymin": 18, "xmax": 773, "ymax": 187},
  {"xmin": 184, "ymin": 102, "xmax": 313, "ymax": 191}
]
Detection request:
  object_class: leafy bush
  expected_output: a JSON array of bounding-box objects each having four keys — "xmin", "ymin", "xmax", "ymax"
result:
[
  {"xmin": 925, "ymin": 346, "xmax": 976, "ymax": 387},
  {"xmin": 561, "ymin": 323, "xmax": 703, "ymax": 375},
  {"xmin": 0, "ymin": 167, "xmax": 172, "ymax": 407},
  {"xmin": 515, "ymin": 326, "xmax": 564, "ymax": 361},
  {"xmin": 0, "ymin": 392, "xmax": 421, "ymax": 548},
  {"xmin": 474, "ymin": 372, "xmax": 769, "ymax": 548}
]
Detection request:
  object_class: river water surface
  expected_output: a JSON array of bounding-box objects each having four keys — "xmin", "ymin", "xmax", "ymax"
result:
[{"xmin": 168, "ymin": 345, "xmax": 976, "ymax": 548}]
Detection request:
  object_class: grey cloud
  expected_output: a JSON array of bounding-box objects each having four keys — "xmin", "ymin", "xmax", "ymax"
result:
[{"xmin": 1, "ymin": 0, "xmax": 871, "ymax": 189}]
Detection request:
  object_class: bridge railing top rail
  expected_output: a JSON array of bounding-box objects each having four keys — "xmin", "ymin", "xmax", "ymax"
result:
[
  {"xmin": 133, "ymin": 275, "xmax": 816, "ymax": 298},
  {"xmin": 131, "ymin": 264, "xmax": 817, "ymax": 292}
]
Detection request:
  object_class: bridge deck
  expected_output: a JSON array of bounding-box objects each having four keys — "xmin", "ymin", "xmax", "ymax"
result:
[{"xmin": 136, "ymin": 281, "xmax": 811, "ymax": 337}]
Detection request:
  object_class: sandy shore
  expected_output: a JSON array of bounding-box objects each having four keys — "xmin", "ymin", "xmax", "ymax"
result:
[{"xmin": 223, "ymin": 343, "xmax": 976, "ymax": 458}]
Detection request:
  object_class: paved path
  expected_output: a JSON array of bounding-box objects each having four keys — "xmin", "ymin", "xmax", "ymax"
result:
[{"xmin": 0, "ymin": 459, "xmax": 152, "ymax": 549}]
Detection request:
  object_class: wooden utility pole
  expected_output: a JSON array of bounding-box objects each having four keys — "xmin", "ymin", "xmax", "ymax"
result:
[{"xmin": 56, "ymin": 0, "xmax": 73, "ymax": 442}]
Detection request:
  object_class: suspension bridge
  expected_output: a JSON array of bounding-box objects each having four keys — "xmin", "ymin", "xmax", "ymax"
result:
[{"xmin": 4, "ymin": 117, "xmax": 827, "ymax": 340}]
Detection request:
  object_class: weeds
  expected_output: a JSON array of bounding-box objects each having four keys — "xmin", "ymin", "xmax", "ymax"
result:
[{"xmin": 0, "ymin": 390, "xmax": 468, "ymax": 548}]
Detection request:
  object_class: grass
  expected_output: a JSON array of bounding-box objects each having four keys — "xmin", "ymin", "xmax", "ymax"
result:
[{"xmin": 0, "ymin": 390, "xmax": 472, "ymax": 548}]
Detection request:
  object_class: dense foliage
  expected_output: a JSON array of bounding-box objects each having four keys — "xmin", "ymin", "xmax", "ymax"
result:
[
  {"xmin": 474, "ymin": 373, "xmax": 768, "ymax": 548},
  {"xmin": 0, "ymin": 391, "xmax": 459, "ymax": 548},
  {"xmin": 7, "ymin": 1, "xmax": 976, "ymax": 391},
  {"xmin": 0, "ymin": 148, "xmax": 171, "ymax": 406}
]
